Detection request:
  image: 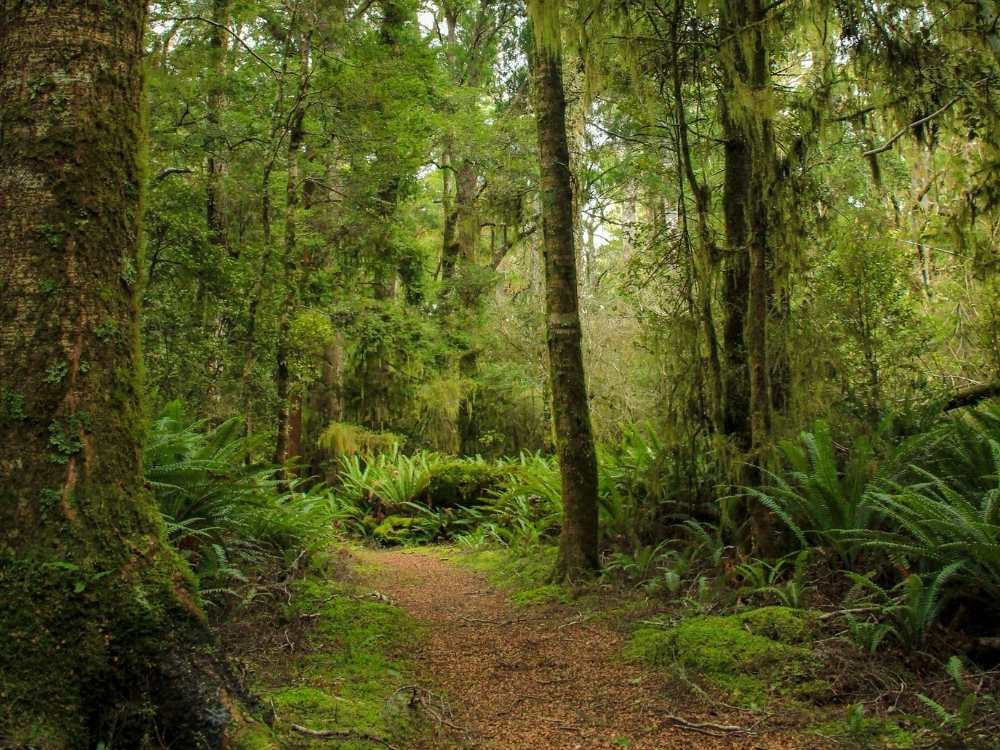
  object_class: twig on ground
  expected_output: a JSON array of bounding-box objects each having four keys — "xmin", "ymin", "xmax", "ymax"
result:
[
  {"xmin": 291, "ymin": 724, "xmax": 399, "ymax": 749},
  {"xmin": 660, "ymin": 713, "xmax": 750, "ymax": 737},
  {"xmin": 459, "ymin": 615, "xmax": 541, "ymax": 626},
  {"xmin": 390, "ymin": 684, "xmax": 469, "ymax": 735},
  {"xmin": 558, "ymin": 613, "xmax": 593, "ymax": 629}
]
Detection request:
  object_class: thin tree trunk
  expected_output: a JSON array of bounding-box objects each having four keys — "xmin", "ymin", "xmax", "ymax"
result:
[
  {"xmin": 528, "ymin": 7, "xmax": 600, "ymax": 580},
  {"xmin": 275, "ymin": 31, "xmax": 311, "ymax": 468},
  {"xmin": 206, "ymin": 0, "xmax": 231, "ymax": 254},
  {"xmin": 241, "ymin": 32, "xmax": 294, "ymax": 441},
  {"xmin": 671, "ymin": 1, "xmax": 723, "ymax": 431},
  {"xmin": 0, "ymin": 3, "xmax": 231, "ymax": 745}
]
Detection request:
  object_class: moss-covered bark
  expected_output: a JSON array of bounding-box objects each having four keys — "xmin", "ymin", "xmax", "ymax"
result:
[
  {"xmin": 718, "ymin": 3, "xmax": 753, "ymax": 450},
  {"xmin": 274, "ymin": 30, "xmax": 310, "ymax": 468},
  {"xmin": 0, "ymin": 2, "xmax": 231, "ymax": 746},
  {"xmin": 205, "ymin": 0, "xmax": 231, "ymax": 254},
  {"xmin": 528, "ymin": 14, "xmax": 600, "ymax": 580},
  {"xmin": 718, "ymin": 0, "xmax": 779, "ymax": 551}
]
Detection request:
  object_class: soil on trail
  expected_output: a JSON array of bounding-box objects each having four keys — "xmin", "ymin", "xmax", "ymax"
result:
[{"xmin": 362, "ymin": 549, "xmax": 814, "ymax": 750}]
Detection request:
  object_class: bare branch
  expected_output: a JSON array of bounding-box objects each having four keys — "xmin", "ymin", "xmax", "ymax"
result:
[{"xmin": 161, "ymin": 16, "xmax": 283, "ymax": 77}]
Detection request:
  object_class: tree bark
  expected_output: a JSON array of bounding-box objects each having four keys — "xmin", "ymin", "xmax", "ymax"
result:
[
  {"xmin": 274, "ymin": 31, "xmax": 310, "ymax": 468},
  {"xmin": 719, "ymin": 0, "xmax": 776, "ymax": 457},
  {"xmin": 718, "ymin": 0, "xmax": 778, "ymax": 553},
  {"xmin": 719, "ymin": 92, "xmax": 752, "ymax": 448},
  {"xmin": 0, "ymin": 2, "xmax": 231, "ymax": 745},
  {"xmin": 528, "ymin": 9, "xmax": 600, "ymax": 580},
  {"xmin": 744, "ymin": 0, "xmax": 775, "ymax": 456},
  {"xmin": 356, "ymin": 0, "xmax": 413, "ymax": 430},
  {"xmin": 944, "ymin": 380, "xmax": 1000, "ymax": 411},
  {"xmin": 206, "ymin": 0, "xmax": 231, "ymax": 254},
  {"xmin": 670, "ymin": 0, "xmax": 723, "ymax": 431}
]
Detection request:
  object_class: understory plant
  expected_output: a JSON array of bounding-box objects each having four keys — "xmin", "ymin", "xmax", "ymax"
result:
[
  {"xmin": 742, "ymin": 421, "xmax": 881, "ymax": 563},
  {"xmin": 146, "ymin": 401, "xmax": 334, "ymax": 600}
]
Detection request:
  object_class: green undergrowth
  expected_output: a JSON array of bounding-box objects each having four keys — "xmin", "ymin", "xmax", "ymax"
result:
[
  {"xmin": 626, "ymin": 606, "xmax": 829, "ymax": 709},
  {"xmin": 456, "ymin": 545, "xmax": 559, "ymax": 599},
  {"xmin": 455, "ymin": 545, "xmax": 655, "ymax": 626},
  {"xmin": 233, "ymin": 549, "xmax": 422, "ymax": 750},
  {"xmin": 812, "ymin": 709, "xmax": 917, "ymax": 749}
]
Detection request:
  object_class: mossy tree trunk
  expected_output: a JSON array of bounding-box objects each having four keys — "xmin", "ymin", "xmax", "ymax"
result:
[
  {"xmin": 719, "ymin": 36, "xmax": 752, "ymax": 450},
  {"xmin": 670, "ymin": 0, "xmax": 723, "ymax": 431},
  {"xmin": 275, "ymin": 30, "xmax": 311, "ymax": 469},
  {"xmin": 718, "ymin": 0, "xmax": 779, "ymax": 551},
  {"xmin": 528, "ymin": 6, "xmax": 600, "ymax": 580},
  {"xmin": 742, "ymin": 0, "xmax": 775, "ymax": 459},
  {"xmin": 0, "ymin": 2, "xmax": 232, "ymax": 746},
  {"xmin": 206, "ymin": 0, "xmax": 231, "ymax": 255},
  {"xmin": 357, "ymin": 0, "xmax": 412, "ymax": 430}
]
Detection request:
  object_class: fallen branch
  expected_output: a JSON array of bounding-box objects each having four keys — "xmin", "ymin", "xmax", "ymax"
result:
[
  {"xmin": 817, "ymin": 605, "xmax": 885, "ymax": 621},
  {"xmin": 459, "ymin": 615, "xmax": 541, "ymax": 626},
  {"xmin": 944, "ymin": 380, "xmax": 1000, "ymax": 411},
  {"xmin": 291, "ymin": 724, "xmax": 398, "ymax": 749},
  {"xmin": 661, "ymin": 714, "xmax": 748, "ymax": 737},
  {"xmin": 390, "ymin": 685, "xmax": 469, "ymax": 735}
]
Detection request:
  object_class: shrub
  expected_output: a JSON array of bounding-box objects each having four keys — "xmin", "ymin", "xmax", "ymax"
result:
[
  {"xmin": 420, "ymin": 457, "xmax": 506, "ymax": 508},
  {"xmin": 849, "ymin": 405, "xmax": 1000, "ymax": 608}
]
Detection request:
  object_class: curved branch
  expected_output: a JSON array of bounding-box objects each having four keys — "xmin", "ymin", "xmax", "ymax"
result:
[{"xmin": 161, "ymin": 16, "xmax": 283, "ymax": 77}]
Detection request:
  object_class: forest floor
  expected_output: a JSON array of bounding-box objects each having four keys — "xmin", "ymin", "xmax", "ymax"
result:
[{"xmin": 357, "ymin": 547, "xmax": 824, "ymax": 750}]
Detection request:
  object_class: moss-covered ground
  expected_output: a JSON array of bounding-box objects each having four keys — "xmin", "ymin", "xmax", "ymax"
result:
[
  {"xmin": 229, "ymin": 547, "xmax": 423, "ymax": 750},
  {"xmin": 624, "ymin": 607, "xmax": 828, "ymax": 708}
]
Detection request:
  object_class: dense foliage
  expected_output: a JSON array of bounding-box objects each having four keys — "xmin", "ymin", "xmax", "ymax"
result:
[
  {"xmin": 4, "ymin": 0, "xmax": 999, "ymax": 746},
  {"xmin": 137, "ymin": 0, "xmax": 1000, "ymax": 722}
]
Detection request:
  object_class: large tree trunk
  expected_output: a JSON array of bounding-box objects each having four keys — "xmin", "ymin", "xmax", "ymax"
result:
[
  {"xmin": 356, "ymin": 0, "xmax": 413, "ymax": 430},
  {"xmin": 0, "ymin": 3, "xmax": 231, "ymax": 746},
  {"xmin": 441, "ymin": 159, "xmax": 479, "ymax": 291},
  {"xmin": 720, "ymin": 104, "xmax": 752, "ymax": 448},
  {"xmin": 528, "ymin": 7, "xmax": 600, "ymax": 580},
  {"xmin": 719, "ymin": 0, "xmax": 778, "ymax": 552},
  {"xmin": 744, "ymin": 0, "xmax": 775, "ymax": 457}
]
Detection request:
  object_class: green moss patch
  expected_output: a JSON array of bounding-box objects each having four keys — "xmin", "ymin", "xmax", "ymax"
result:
[
  {"xmin": 735, "ymin": 605, "xmax": 818, "ymax": 644},
  {"xmin": 461, "ymin": 545, "xmax": 556, "ymax": 589},
  {"xmin": 626, "ymin": 607, "xmax": 827, "ymax": 707},
  {"xmin": 812, "ymin": 711, "xmax": 917, "ymax": 749},
  {"xmin": 511, "ymin": 583, "xmax": 567, "ymax": 606},
  {"xmin": 243, "ymin": 550, "xmax": 422, "ymax": 749},
  {"xmin": 372, "ymin": 515, "xmax": 420, "ymax": 545}
]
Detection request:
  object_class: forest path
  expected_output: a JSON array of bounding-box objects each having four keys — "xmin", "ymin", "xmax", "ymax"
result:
[{"xmin": 359, "ymin": 548, "xmax": 801, "ymax": 750}]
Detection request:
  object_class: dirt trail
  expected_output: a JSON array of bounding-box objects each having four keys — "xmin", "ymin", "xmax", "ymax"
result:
[{"xmin": 362, "ymin": 549, "xmax": 807, "ymax": 750}]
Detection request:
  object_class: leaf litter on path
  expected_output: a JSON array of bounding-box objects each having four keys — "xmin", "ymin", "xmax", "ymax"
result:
[{"xmin": 359, "ymin": 549, "xmax": 824, "ymax": 750}]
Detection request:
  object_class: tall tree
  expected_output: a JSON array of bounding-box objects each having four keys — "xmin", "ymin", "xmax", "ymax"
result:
[
  {"xmin": 275, "ymin": 25, "xmax": 312, "ymax": 467},
  {"xmin": 527, "ymin": 0, "xmax": 600, "ymax": 579},
  {"xmin": 206, "ymin": 0, "xmax": 231, "ymax": 254},
  {"xmin": 0, "ymin": 2, "xmax": 230, "ymax": 746}
]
